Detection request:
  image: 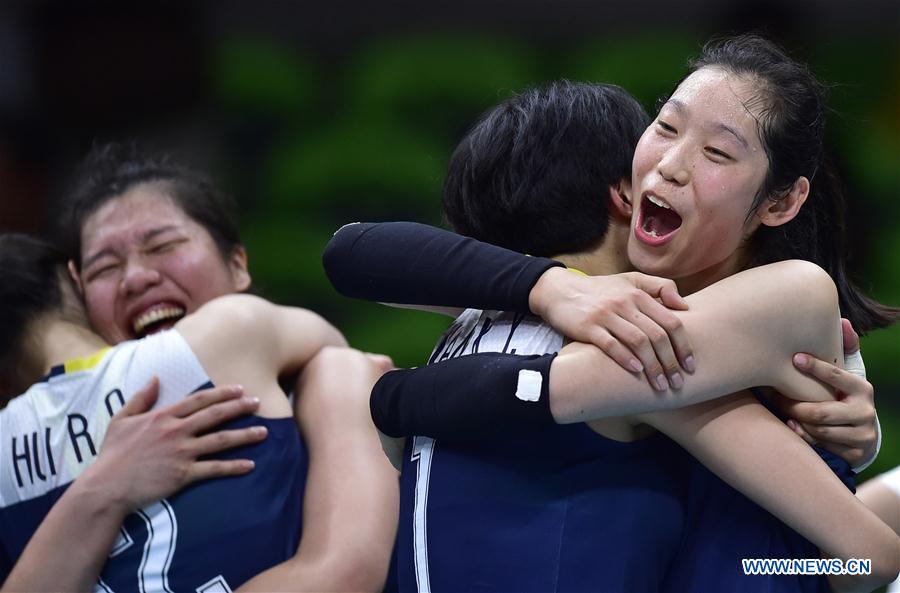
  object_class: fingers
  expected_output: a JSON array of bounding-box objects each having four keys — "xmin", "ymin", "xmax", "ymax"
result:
[
  {"xmin": 188, "ymin": 459, "xmax": 257, "ymax": 482},
  {"xmin": 795, "ymin": 422, "xmax": 874, "ymax": 449},
  {"xmin": 634, "ymin": 293, "xmax": 694, "ymax": 374},
  {"xmin": 192, "ymin": 425, "xmax": 268, "ymax": 456},
  {"xmin": 840, "ymin": 318, "xmax": 860, "ymax": 354},
  {"xmin": 630, "ymin": 273, "xmax": 688, "ymax": 311},
  {"xmin": 786, "ymin": 400, "xmax": 871, "ymax": 427},
  {"xmin": 607, "ymin": 313, "xmax": 678, "ymax": 391},
  {"xmin": 182, "ymin": 395, "xmax": 261, "ymax": 434},
  {"xmin": 116, "ymin": 377, "xmax": 160, "ymax": 417},
  {"xmin": 170, "ymin": 384, "xmax": 245, "ymax": 418},
  {"xmin": 785, "ymin": 418, "xmax": 817, "ymax": 446},
  {"xmin": 793, "ymin": 353, "xmax": 871, "ymax": 396},
  {"xmin": 586, "ymin": 325, "xmax": 645, "ymax": 376},
  {"xmin": 364, "ymin": 353, "xmax": 396, "ymax": 373}
]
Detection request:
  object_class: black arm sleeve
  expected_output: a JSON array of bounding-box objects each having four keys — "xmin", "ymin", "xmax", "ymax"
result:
[
  {"xmin": 322, "ymin": 222, "xmax": 564, "ymax": 313},
  {"xmin": 370, "ymin": 352, "xmax": 557, "ymax": 441}
]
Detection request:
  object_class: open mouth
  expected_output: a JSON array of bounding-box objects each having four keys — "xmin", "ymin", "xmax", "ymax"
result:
[
  {"xmin": 636, "ymin": 194, "xmax": 683, "ymax": 245},
  {"xmin": 131, "ymin": 304, "xmax": 187, "ymax": 338}
]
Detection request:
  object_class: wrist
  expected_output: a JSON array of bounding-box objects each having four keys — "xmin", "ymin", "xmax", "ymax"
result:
[
  {"xmin": 73, "ymin": 461, "xmax": 133, "ymax": 519},
  {"xmin": 528, "ymin": 266, "xmax": 567, "ymax": 317}
]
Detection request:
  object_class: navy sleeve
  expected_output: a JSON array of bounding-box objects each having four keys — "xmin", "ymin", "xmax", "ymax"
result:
[
  {"xmin": 322, "ymin": 222, "xmax": 564, "ymax": 313},
  {"xmin": 371, "ymin": 352, "xmax": 557, "ymax": 441}
]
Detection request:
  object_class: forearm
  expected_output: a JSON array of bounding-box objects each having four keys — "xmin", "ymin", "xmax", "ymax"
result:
[
  {"xmin": 2, "ymin": 470, "xmax": 128, "ymax": 592},
  {"xmin": 551, "ymin": 261, "xmax": 841, "ymax": 421},
  {"xmin": 643, "ymin": 398, "xmax": 900, "ymax": 588},
  {"xmin": 323, "ymin": 221, "xmax": 561, "ymax": 312},
  {"xmin": 242, "ymin": 349, "xmax": 398, "ymax": 592}
]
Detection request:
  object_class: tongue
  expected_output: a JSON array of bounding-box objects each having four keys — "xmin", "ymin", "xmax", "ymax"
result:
[{"xmin": 646, "ymin": 207, "xmax": 682, "ymax": 236}]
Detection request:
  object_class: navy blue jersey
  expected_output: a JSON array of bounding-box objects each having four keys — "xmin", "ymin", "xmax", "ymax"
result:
[
  {"xmin": 663, "ymin": 391, "xmax": 855, "ymax": 593},
  {"xmin": 396, "ymin": 309, "xmax": 692, "ymax": 593},
  {"xmin": 0, "ymin": 331, "xmax": 306, "ymax": 592}
]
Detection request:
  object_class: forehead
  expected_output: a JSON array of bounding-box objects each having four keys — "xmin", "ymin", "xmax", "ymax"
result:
[
  {"xmin": 668, "ymin": 67, "xmax": 765, "ymax": 142},
  {"xmin": 80, "ymin": 183, "xmax": 199, "ymax": 253}
]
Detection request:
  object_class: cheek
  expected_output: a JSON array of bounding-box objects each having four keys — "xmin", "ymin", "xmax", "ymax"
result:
[
  {"xmin": 161, "ymin": 249, "xmax": 238, "ymax": 309},
  {"xmin": 632, "ymin": 135, "xmax": 660, "ymax": 179},
  {"xmin": 82, "ymin": 281, "xmax": 124, "ymax": 339}
]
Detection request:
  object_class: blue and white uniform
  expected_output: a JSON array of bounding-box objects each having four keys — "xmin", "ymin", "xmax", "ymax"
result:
[
  {"xmin": 396, "ymin": 309, "xmax": 692, "ymax": 593},
  {"xmin": 0, "ymin": 330, "xmax": 306, "ymax": 593}
]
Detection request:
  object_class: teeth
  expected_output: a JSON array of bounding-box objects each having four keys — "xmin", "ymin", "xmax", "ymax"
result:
[
  {"xmin": 133, "ymin": 306, "xmax": 186, "ymax": 335},
  {"xmin": 647, "ymin": 195, "xmax": 672, "ymax": 210}
]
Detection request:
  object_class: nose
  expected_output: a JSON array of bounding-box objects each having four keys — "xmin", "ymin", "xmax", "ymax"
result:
[
  {"xmin": 119, "ymin": 257, "xmax": 161, "ymax": 296},
  {"xmin": 657, "ymin": 143, "xmax": 691, "ymax": 186}
]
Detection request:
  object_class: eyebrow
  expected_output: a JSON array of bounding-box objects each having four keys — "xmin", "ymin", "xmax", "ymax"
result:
[
  {"xmin": 664, "ymin": 98, "xmax": 750, "ymax": 150},
  {"xmin": 82, "ymin": 225, "xmax": 181, "ymax": 269}
]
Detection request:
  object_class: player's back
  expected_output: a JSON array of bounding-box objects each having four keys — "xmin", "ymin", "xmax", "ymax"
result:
[
  {"xmin": 396, "ymin": 309, "xmax": 691, "ymax": 593},
  {"xmin": 0, "ymin": 330, "xmax": 306, "ymax": 592}
]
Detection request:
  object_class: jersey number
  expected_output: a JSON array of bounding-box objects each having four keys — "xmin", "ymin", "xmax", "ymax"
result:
[
  {"xmin": 411, "ymin": 436, "xmax": 435, "ymax": 593},
  {"xmin": 95, "ymin": 499, "xmax": 178, "ymax": 593}
]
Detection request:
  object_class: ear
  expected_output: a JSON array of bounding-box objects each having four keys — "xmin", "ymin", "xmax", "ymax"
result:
[
  {"xmin": 67, "ymin": 260, "xmax": 85, "ymax": 296},
  {"xmin": 229, "ymin": 246, "xmax": 252, "ymax": 292},
  {"xmin": 607, "ymin": 178, "xmax": 633, "ymax": 219},
  {"xmin": 758, "ymin": 176, "xmax": 809, "ymax": 228}
]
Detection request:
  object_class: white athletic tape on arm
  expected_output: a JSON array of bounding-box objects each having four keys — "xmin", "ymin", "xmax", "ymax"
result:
[
  {"xmin": 844, "ymin": 348, "xmax": 880, "ymax": 473},
  {"xmin": 515, "ymin": 369, "xmax": 543, "ymax": 402}
]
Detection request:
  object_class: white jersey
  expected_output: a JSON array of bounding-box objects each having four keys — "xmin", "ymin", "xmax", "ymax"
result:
[
  {"xmin": 427, "ymin": 308, "xmax": 563, "ymax": 364},
  {"xmin": 1, "ymin": 329, "xmax": 209, "ymax": 506},
  {"xmin": 0, "ymin": 329, "xmax": 306, "ymax": 592}
]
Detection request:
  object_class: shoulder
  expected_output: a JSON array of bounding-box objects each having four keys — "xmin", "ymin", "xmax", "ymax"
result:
[
  {"xmin": 744, "ymin": 260, "xmax": 838, "ymax": 311},
  {"xmin": 174, "ymin": 294, "xmax": 275, "ymax": 351}
]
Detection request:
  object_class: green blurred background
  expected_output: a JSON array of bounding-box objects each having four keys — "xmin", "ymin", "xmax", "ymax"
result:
[{"xmin": 0, "ymin": 1, "xmax": 896, "ymax": 481}]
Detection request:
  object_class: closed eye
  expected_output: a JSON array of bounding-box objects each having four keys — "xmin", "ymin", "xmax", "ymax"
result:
[
  {"xmin": 657, "ymin": 120, "xmax": 677, "ymax": 134},
  {"xmin": 705, "ymin": 146, "xmax": 733, "ymax": 161},
  {"xmin": 85, "ymin": 262, "xmax": 120, "ymax": 282},
  {"xmin": 148, "ymin": 239, "xmax": 185, "ymax": 254}
]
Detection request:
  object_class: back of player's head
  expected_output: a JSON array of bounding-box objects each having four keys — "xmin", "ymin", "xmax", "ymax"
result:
[
  {"xmin": 0, "ymin": 234, "xmax": 67, "ymax": 402},
  {"xmin": 58, "ymin": 142, "xmax": 243, "ymax": 269},
  {"xmin": 442, "ymin": 81, "xmax": 649, "ymax": 257}
]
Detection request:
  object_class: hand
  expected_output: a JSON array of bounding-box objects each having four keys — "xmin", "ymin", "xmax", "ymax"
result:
[
  {"xmin": 777, "ymin": 321, "xmax": 878, "ymax": 469},
  {"xmin": 529, "ymin": 267, "xmax": 693, "ymax": 391},
  {"xmin": 84, "ymin": 379, "xmax": 267, "ymax": 512}
]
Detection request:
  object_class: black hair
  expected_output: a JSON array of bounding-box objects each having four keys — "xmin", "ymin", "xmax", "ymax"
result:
[
  {"xmin": 442, "ymin": 81, "xmax": 650, "ymax": 257},
  {"xmin": 681, "ymin": 34, "xmax": 897, "ymax": 333},
  {"xmin": 58, "ymin": 142, "xmax": 243, "ymax": 269},
  {"xmin": 0, "ymin": 234, "xmax": 67, "ymax": 403}
]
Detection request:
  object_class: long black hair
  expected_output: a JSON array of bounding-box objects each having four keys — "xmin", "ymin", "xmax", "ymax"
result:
[
  {"xmin": 681, "ymin": 34, "xmax": 897, "ymax": 333},
  {"xmin": 0, "ymin": 234, "xmax": 67, "ymax": 402}
]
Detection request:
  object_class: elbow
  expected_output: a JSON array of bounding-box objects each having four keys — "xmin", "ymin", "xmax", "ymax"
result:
[
  {"xmin": 320, "ymin": 553, "xmax": 390, "ymax": 593},
  {"xmin": 322, "ymin": 222, "xmax": 366, "ymax": 296},
  {"xmin": 873, "ymin": 542, "xmax": 900, "ymax": 588}
]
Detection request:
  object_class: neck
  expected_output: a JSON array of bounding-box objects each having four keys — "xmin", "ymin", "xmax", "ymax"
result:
[
  {"xmin": 33, "ymin": 316, "xmax": 109, "ymax": 375},
  {"xmin": 674, "ymin": 246, "xmax": 751, "ymax": 296},
  {"xmin": 552, "ymin": 221, "xmax": 631, "ymax": 276}
]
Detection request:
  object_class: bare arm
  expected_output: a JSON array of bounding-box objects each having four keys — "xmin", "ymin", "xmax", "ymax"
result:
[
  {"xmin": 179, "ymin": 298, "xmax": 398, "ymax": 592},
  {"xmin": 857, "ymin": 468, "xmax": 900, "ymax": 535},
  {"xmin": 2, "ymin": 382, "xmax": 264, "ymax": 593},
  {"xmin": 640, "ymin": 397, "xmax": 899, "ymax": 591},
  {"xmin": 549, "ymin": 260, "xmax": 841, "ymax": 423},
  {"xmin": 177, "ymin": 294, "xmax": 348, "ymax": 417},
  {"xmin": 238, "ymin": 348, "xmax": 399, "ymax": 592}
]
